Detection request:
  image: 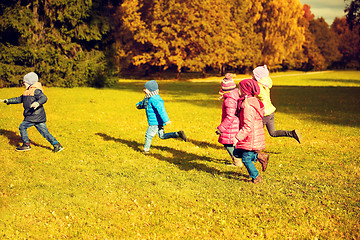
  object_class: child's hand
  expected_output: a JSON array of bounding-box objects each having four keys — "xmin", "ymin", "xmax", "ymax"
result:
[
  {"xmin": 232, "ymin": 137, "xmax": 238, "ymax": 146},
  {"xmin": 215, "ymin": 129, "xmax": 221, "ymax": 135},
  {"xmin": 30, "ymin": 102, "xmax": 40, "ymax": 109}
]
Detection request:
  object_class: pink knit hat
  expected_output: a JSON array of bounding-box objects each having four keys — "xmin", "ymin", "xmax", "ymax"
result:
[
  {"xmin": 253, "ymin": 65, "xmax": 269, "ymax": 81},
  {"xmin": 221, "ymin": 73, "xmax": 236, "ymax": 91},
  {"xmin": 239, "ymin": 78, "xmax": 260, "ymax": 97}
]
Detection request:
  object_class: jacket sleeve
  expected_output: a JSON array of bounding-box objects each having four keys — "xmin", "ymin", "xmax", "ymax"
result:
[
  {"xmin": 34, "ymin": 89, "xmax": 47, "ymax": 105},
  {"xmin": 152, "ymin": 99, "xmax": 170, "ymax": 123},
  {"xmin": 235, "ymin": 105, "xmax": 255, "ymax": 141},
  {"xmin": 7, "ymin": 96, "xmax": 23, "ymax": 105},
  {"xmin": 217, "ymin": 98, "xmax": 238, "ymax": 132},
  {"xmin": 136, "ymin": 99, "xmax": 148, "ymax": 109}
]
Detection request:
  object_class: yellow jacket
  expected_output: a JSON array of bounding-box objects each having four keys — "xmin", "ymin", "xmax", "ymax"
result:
[{"xmin": 256, "ymin": 77, "xmax": 276, "ymax": 116}]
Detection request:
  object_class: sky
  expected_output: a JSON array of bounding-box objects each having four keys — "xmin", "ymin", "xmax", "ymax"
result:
[{"xmin": 300, "ymin": 0, "xmax": 347, "ymax": 24}]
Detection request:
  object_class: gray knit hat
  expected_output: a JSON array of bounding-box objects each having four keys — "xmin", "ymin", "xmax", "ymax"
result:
[
  {"xmin": 23, "ymin": 72, "xmax": 38, "ymax": 85},
  {"xmin": 144, "ymin": 80, "xmax": 158, "ymax": 92}
]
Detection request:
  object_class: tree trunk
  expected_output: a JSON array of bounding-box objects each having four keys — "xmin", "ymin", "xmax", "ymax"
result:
[{"xmin": 177, "ymin": 65, "xmax": 181, "ymax": 80}]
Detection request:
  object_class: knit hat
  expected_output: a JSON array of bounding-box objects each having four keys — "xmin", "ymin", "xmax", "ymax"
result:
[
  {"xmin": 23, "ymin": 72, "xmax": 38, "ymax": 85},
  {"xmin": 239, "ymin": 78, "xmax": 260, "ymax": 97},
  {"xmin": 221, "ymin": 73, "xmax": 236, "ymax": 91},
  {"xmin": 144, "ymin": 80, "xmax": 158, "ymax": 92},
  {"xmin": 253, "ymin": 65, "xmax": 269, "ymax": 81}
]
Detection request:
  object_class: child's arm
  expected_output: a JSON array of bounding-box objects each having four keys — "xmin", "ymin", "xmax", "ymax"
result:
[
  {"xmin": 5, "ymin": 96, "xmax": 23, "ymax": 105},
  {"xmin": 235, "ymin": 106, "xmax": 255, "ymax": 142},
  {"xmin": 136, "ymin": 99, "xmax": 148, "ymax": 109},
  {"xmin": 217, "ymin": 98, "xmax": 238, "ymax": 133},
  {"xmin": 31, "ymin": 89, "xmax": 47, "ymax": 109}
]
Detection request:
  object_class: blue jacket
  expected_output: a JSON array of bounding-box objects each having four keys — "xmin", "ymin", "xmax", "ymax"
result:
[{"xmin": 136, "ymin": 94, "xmax": 170, "ymax": 126}]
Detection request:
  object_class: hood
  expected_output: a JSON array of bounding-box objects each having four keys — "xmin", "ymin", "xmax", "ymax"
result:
[
  {"xmin": 258, "ymin": 76, "xmax": 273, "ymax": 89},
  {"xmin": 242, "ymin": 97, "xmax": 265, "ymax": 118},
  {"xmin": 28, "ymin": 82, "xmax": 44, "ymax": 92}
]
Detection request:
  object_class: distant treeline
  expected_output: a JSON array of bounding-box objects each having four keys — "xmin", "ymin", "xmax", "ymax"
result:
[{"xmin": 0, "ymin": 0, "xmax": 359, "ymax": 87}]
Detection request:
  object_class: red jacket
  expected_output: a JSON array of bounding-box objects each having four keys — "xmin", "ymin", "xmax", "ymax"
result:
[
  {"xmin": 235, "ymin": 96, "xmax": 265, "ymax": 151},
  {"xmin": 217, "ymin": 89, "xmax": 240, "ymax": 145}
]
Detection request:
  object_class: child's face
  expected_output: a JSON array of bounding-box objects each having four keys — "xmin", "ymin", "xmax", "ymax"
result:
[{"xmin": 143, "ymin": 88, "xmax": 150, "ymax": 94}]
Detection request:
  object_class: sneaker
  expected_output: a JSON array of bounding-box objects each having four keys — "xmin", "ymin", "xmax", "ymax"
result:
[
  {"xmin": 143, "ymin": 150, "xmax": 150, "ymax": 155},
  {"xmin": 178, "ymin": 130, "xmax": 187, "ymax": 142},
  {"xmin": 292, "ymin": 129, "xmax": 302, "ymax": 144},
  {"xmin": 252, "ymin": 175, "xmax": 263, "ymax": 184},
  {"xmin": 53, "ymin": 143, "xmax": 64, "ymax": 153},
  {"xmin": 16, "ymin": 142, "xmax": 31, "ymax": 152}
]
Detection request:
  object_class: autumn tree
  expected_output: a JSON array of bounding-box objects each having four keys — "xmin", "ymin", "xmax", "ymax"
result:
[
  {"xmin": 113, "ymin": 0, "xmax": 261, "ymax": 78},
  {"xmin": 308, "ymin": 17, "xmax": 341, "ymax": 68},
  {"xmin": 345, "ymin": 0, "xmax": 360, "ymax": 32},
  {"xmin": 331, "ymin": 17, "xmax": 360, "ymax": 68},
  {"xmin": 251, "ymin": 0, "xmax": 305, "ymax": 68},
  {"xmin": 297, "ymin": 4, "xmax": 326, "ymax": 70}
]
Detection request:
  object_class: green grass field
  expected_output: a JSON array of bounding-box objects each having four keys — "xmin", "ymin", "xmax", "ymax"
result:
[{"xmin": 1, "ymin": 70, "xmax": 360, "ymax": 239}]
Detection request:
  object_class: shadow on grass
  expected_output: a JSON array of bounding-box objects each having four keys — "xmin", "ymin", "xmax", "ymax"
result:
[
  {"xmin": 188, "ymin": 138, "xmax": 223, "ymax": 150},
  {"xmin": 0, "ymin": 129, "xmax": 52, "ymax": 150},
  {"xmin": 95, "ymin": 132, "xmax": 249, "ymax": 180}
]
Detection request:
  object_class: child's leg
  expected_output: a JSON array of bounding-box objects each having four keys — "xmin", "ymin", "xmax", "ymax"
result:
[
  {"xmin": 264, "ymin": 113, "xmax": 289, "ymax": 137},
  {"xmin": 223, "ymin": 144, "xmax": 234, "ymax": 158},
  {"xmin": 19, "ymin": 121, "xmax": 35, "ymax": 143},
  {"xmin": 234, "ymin": 149, "xmax": 259, "ymax": 179},
  {"xmin": 265, "ymin": 113, "xmax": 301, "ymax": 143},
  {"xmin": 34, "ymin": 122, "xmax": 59, "ymax": 145},
  {"xmin": 224, "ymin": 144, "xmax": 243, "ymax": 167},
  {"xmin": 157, "ymin": 126, "xmax": 179, "ymax": 139},
  {"xmin": 144, "ymin": 125, "xmax": 159, "ymax": 151}
]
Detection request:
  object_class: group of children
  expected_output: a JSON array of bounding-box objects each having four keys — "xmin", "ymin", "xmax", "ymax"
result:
[
  {"xmin": 1, "ymin": 67, "xmax": 301, "ymax": 183},
  {"xmin": 217, "ymin": 65, "xmax": 302, "ymax": 183}
]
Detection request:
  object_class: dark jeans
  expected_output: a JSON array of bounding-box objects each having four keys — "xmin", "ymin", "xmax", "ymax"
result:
[
  {"xmin": 262, "ymin": 112, "xmax": 291, "ymax": 137},
  {"xmin": 19, "ymin": 121, "xmax": 59, "ymax": 145}
]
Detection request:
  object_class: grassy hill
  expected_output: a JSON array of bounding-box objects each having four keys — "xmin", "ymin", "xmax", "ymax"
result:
[{"xmin": 1, "ymin": 70, "xmax": 359, "ymax": 239}]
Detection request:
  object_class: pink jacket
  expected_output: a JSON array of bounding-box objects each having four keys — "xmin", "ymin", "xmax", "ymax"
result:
[
  {"xmin": 217, "ymin": 89, "xmax": 240, "ymax": 145},
  {"xmin": 235, "ymin": 97, "xmax": 265, "ymax": 151}
]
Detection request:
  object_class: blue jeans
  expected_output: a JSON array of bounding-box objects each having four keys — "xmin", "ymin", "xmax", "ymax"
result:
[
  {"xmin": 144, "ymin": 125, "xmax": 179, "ymax": 151},
  {"xmin": 19, "ymin": 121, "xmax": 59, "ymax": 145},
  {"xmin": 223, "ymin": 144, "xmax": 235, "ymax": 158},
  {"xmin": 233, "ymin": 149, "xmax": 259, "ymax": 179}
]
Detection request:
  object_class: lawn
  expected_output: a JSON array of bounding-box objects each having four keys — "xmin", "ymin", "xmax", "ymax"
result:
[{"xmin": 0, "ymin": 70, "xmax": 360, "ymax": 239}]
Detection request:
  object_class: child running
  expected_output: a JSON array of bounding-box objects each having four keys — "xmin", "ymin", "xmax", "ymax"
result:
[
  {"xmin": 136, "ymin": 80, "xmax": 187, "ymax": 154},
  {"xmin": 253, "ymin": 65, "xmax": 302, "ymax": 143},
  {"xmin": 0, "ymin": 72, "xmax": 63, "ymax": 152},
  {"xmin": 233, "ymin": 78, "xmax": 267, "ymax": 183},
  {"xmin": 216, "ymin": 73, "xmax": 243, "ymax": 167}
]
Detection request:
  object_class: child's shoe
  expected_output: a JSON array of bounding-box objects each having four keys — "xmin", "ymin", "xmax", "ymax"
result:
[
  {"xmin": 252, "ymin": 175, "xmax": 263, "ymax": 184},
  {"xmin": 178, "ymin": 130, "xmax": 187, "ymax": 142},
  {"xmin": 16, "ymin": 142, "xmax": 31, "ymax": 151},
  {"xmin": 291, "ymin": 129, "xmax": 302, "ymax": 144},
  {"xmin": 257, "ymin": 151, "xmax": 269, "ymax": 172},
  {"xmin": 53, "ymin": 143, "xmax": 64, "ymax": 153}
]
